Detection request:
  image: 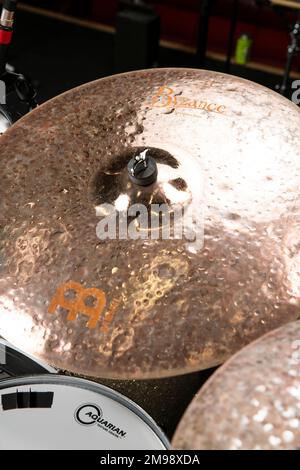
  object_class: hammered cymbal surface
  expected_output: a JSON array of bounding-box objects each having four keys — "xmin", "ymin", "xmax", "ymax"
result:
[
  {"xmin": 172, "ymin": 321, "xmax": 300, "ymax": 450},
  {"xmin": 1, "ymin": 68, "xmax": 300, "ymax": 379}
]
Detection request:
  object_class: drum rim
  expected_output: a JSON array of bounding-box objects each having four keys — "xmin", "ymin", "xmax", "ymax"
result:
[{"xmin": 0, "ymin": 337, "xmax": 57, "ymax": 374}]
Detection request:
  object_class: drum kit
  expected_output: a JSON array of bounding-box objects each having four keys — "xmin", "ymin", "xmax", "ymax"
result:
[{"xmin": 0, "ymin": 66, "xmax": 300, "ymax": 449}]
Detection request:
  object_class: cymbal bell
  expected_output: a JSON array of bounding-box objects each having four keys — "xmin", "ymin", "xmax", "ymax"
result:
[
  {"xmin": 1, "ymin": 68, "xmax": 300, "ymax": 379},
  {"xmin": 172, "ymin": 320, "xmax": 300, "ymax": 450}
]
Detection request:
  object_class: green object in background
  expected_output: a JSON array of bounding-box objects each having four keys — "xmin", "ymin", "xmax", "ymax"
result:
[{"xmin": 235, "ymin": 34, "xmax": 252, "ymax": 65}]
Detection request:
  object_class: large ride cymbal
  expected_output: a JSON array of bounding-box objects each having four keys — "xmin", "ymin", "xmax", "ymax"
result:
[
  {"xmin": 1, "ymin": 68, "xmax": 300, "ymax": 379},
  {"xmin": 172, "ymin": 320, "xmax": 300, "ymax": 450}
]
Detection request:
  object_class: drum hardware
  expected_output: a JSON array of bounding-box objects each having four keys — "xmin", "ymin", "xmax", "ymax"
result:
[
  {"xmin": 0, "ymin": 1, "xmax": 299, "ymax": 448},
  {"xmin": 0, "ymin": 337, "xmax": 55, "ymax": 380},
  {"xmin": 0, "ymin": 70, "xmax": 37, "ymax": 124},
  {"xmin": 127, "ymin": 148, "xmax": 158, "ymax": 186},
  {"xmin": 0, "ymin": 103, "xmax": 11, "ymax": 132},
  {"xmin": 278, "ymin": 10, "xmax": 300, "ymax": 96},
  {"xmin": 270, "ymin": 1, "xmax": 300, "ymax": 97},
  {"xmin": 0, "ymin": 0, "xmax": 17, "ymax": 77},
  {"xmin": 0, "ymin": 0, "xmax": 37, "ymax": 128},
  {"xmin": 1, "ymin": 67, "xmax": 300, "ymax": 446}
]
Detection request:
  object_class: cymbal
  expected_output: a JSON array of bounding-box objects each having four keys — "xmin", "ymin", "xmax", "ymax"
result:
[
  {"xmin": 172, "ymin": 320, "xmax": 300, "ymax": 450},
  {"xmin": 1, "ymin": 68, "xmax": 300, "ymax": 379}
]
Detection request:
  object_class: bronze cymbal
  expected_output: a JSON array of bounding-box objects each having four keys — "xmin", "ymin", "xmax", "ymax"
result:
[
  {"xmin": 172, "ymin": 320, "xmax": 300, "ymax": 450},
  {"xmin": 1, "ymin": 68, "xmax": 300, "ymax": 379}
]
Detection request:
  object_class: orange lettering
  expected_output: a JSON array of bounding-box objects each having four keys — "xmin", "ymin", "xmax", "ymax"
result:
[
  {"xmin": 148, "ymin": 85, "xmax": 227, "ymax": 115},
  {"xmin": 207, "ymin": 103, "xmax": 216, "ymax": 112},
  {"xmin": 100, "ymin": 298, "xmax": 121, "ymax": 333},
  {"xmin": 197, "ymin": 101, "xmax": 208, "ymax": 110},
  {"xmin": 217, "ymin": 105, "xmax": 226, "ymax": 114},
  {"xmin": 48, "ymin": 281, "xmax": 106, "ymax": 329},
  {"xmin": 151, "ymin": 86, "xmax": 174, "ymax": 107}
]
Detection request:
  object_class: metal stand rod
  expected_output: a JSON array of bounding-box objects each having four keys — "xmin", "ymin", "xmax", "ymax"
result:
[
  {"xmin": 0, "ymin": 0, "xmax": 18, "ymax": 77},
  {"xmin": 225, "ymin": 0, "xmax": 239, "ymax": 73},
  {"xmin": 196, "ymin": 0, "xmax": 216, "ymax": 67},
  {"xmin": 279, "ymin": 10, "xmax": 300, "ymax": 96},
  {"xmin": 0, "ymin": 0, "xmax": 38, "ymax": 125}
]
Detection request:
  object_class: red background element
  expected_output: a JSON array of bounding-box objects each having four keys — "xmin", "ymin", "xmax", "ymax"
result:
[{"xmin": 21, "ymin": 0, "xmax": 300, "ymax": 70}]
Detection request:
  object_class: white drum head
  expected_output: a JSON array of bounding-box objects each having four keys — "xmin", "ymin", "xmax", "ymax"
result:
[{"xmin": 0, "ymin": 375, "xmax": 169, "ymax": 450}]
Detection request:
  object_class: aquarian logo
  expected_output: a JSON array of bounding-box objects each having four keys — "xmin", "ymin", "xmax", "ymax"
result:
[{"xmin": 75, "ymin": 404, "xmax": 127, "ymax": 438}]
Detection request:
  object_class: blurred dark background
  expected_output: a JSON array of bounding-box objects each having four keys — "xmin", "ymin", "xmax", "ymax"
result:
[{"xmin": 1, "ymin": 0, "xmax": 300, "ymax": 103}]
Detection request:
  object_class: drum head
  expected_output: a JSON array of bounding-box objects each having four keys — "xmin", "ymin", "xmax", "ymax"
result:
[{"xmin": 0, "ymin": 374, "xmax": 169, "ymax": 449}]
